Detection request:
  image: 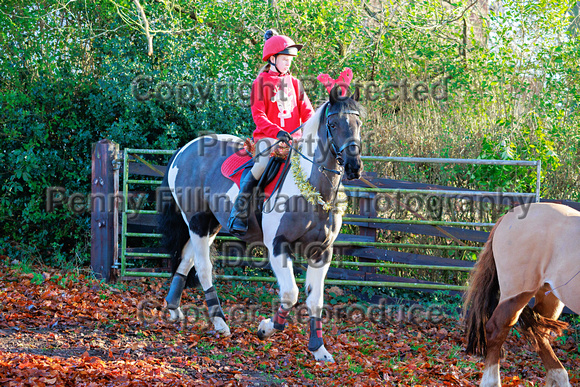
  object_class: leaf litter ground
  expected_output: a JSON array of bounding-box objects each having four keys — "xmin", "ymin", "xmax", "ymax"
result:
[{"xmin": 0, "ymin": 261, "xmax": 578, "ymax": 386}]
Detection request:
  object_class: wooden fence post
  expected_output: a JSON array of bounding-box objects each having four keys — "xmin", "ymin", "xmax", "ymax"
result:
[
  {"xmin": 91, "ymin": 139, "xmax": 120, "ymax": 283},
  {"xmin": 359, "ymin": 194, "xmax": 377, "ymax": 274}
]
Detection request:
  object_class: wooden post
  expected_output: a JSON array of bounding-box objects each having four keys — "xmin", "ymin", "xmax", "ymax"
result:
[
  {"xmin": 359, "ymin": 194, "xmax": 377, "ymax": 274},
  {"xmin": 91, "ymin": 139, "xmax": 120, "ymax": 282}
]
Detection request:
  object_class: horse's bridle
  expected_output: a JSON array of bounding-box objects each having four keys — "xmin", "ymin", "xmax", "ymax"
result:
[
  {"xmin": 325, "ymin": 104, "xmax": 361, "ymax": 166},
  {"xmin": 265, "ymin": 102, "xmax": 362, "ymax": 211}
]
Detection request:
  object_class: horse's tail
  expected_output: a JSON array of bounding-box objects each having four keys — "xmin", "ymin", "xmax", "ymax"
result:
[
  {"xmin": 464, "ymin": 215, "xmax": 505, "ymax": 357},
  {"xmin": 518, "ymin": 305, "xmax": 569, "ymax": 349},
  {"xmin": 157, "ymin": 152, "xmax": 194, "ymax": 285}
]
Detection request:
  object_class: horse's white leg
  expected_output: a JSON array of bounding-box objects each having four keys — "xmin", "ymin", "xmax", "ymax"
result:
[
  {"xmin": 166, "ymin": 239, "xmax": 194, "ymax": 322},
  {"xmin": 480, "ymin": 364, "xmax": 500, "ymax": 387},
  {"xmin": 481, "ymin": 292, "xmax": 532, "ymax": 387},
  {"xmin": 545, "ymin": 370, "xmax": 571, "ymax": 387},
  {"xmin": 192, "ymin": 232, "xmax": 230, "ymax": 336},
  {"xmin": 257, "ymin": 238, "xmax": 299, "ymax": 340},
  {"xmin": 305, "ymin": 249, "xmax": 334, "ymax": 363},
  {"xmin": 531, "ymin": 286, "xmax": 570, "ymax": 387}
]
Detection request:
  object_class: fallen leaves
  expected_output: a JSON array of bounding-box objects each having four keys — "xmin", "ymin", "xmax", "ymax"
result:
[
  {"xmin": 0, "ymin": 350, "xmax": 196, "ymax": 386},
  {"xmin": 0, "ymin": 261, "xmax": 577, "ymax": 386}
]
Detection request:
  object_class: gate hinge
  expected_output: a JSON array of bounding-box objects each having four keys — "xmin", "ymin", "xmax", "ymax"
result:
[{"xmin": 112, "ymin": 158, "xmax": 122, "ymax": 171}]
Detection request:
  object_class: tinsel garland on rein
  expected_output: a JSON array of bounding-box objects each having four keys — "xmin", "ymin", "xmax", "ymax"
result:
[
  {"xmin": 290, "ymin": 152, "xmax": 347, "ymax": 215},
  {"xmin": 244, "ymin": 138, "xmax": 291, "ymax": 159}
]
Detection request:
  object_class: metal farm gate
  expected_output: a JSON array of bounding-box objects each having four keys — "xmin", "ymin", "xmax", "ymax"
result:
[{"xmin": 90, "ymin": 139, "xmax": 541, "ymax": 291}]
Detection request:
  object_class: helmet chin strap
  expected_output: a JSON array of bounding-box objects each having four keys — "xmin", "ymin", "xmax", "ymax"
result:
[{"xmin": 269, "ymin": 55, "xmax": 287, "ymax": 75}]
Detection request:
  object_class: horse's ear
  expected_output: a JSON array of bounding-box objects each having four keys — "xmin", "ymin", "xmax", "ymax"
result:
[
  {"xmin": 352, "ymin": 86, "xmax": 360, "ymax": 102},
  {"xmin": 329, "ymin": 84, "xmax": 341, "ymax": 104}
]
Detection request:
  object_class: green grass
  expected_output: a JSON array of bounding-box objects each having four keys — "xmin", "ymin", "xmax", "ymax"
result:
[
  {"xmin": 209, "ymin": 353, "xmax": 228, "ymax": 361},
  {"xmin": 196, "ymin": 341, "xmax": 215, "ymax": 352}
]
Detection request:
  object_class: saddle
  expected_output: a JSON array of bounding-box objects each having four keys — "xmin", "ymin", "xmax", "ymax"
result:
[{"xmin": 220, "ymin": 141, "xmax": 290, "ymax": 200}]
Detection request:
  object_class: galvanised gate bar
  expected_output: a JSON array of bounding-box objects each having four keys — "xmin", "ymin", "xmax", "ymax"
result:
[{"xmin": 90, "ymin": 139, "xmax": 541, "ymax": 292}]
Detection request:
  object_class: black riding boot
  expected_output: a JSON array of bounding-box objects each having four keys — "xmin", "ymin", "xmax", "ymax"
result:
[{"xmin": 227, "ymin": 173, "xmax": 260, "ymax": 236}]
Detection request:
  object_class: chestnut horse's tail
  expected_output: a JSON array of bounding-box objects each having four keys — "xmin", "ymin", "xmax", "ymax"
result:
[
  {"xmin": 518, "ymin": 305, "xmax": 569, "ymax": 349},
  {"xmin": 464, "ymin": 215, "xmax": 505, "ymax": 356}
]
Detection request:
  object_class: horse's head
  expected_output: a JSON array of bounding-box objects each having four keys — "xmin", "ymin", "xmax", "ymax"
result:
[{"xmin": 324, "ymin": 85, "xmax": 364, "ymax": 180}]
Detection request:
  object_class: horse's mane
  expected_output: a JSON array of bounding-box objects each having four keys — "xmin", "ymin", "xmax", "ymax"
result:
[{"xmin": 301, "ymin": 103, "xmax": 325, "ymax": 140}]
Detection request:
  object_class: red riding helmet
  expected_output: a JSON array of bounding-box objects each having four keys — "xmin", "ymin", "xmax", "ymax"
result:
[{"xmin": 262, "ymin": 31, "xmax": 303, "ymax": 62}]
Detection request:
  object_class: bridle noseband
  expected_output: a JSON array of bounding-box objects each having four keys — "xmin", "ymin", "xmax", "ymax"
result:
[{"xmin": 325, "ymin": 104, "xmax": 361, "ymax": 166}]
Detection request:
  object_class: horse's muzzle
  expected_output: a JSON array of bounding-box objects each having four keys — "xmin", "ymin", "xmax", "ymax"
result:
[
  {"xmin": 344, "ymin": 161, "xmax": 362, "ymax": 180},
  {"xmin": 345, "ymin": 169, "xmax": 361, "ymax": 180}
]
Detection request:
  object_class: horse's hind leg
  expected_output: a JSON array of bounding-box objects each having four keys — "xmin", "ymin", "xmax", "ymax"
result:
[
  {"xmin": 167, "ymin": 212, "xmax": 229, "ymax": 335},
  {"xmin": 529, "ymin": 285, "xmax": 570, "ymax": 387},
  {"xmin": 166, "ymin": 239, "xmax": 195, "ymax": 322},
  {"xmin": 481, "ymin": 291, "xmax": 535, "ymax": 387},
  {"xmin": 191, "ymin": 228, "xmax": 230, "ymax": 336}
]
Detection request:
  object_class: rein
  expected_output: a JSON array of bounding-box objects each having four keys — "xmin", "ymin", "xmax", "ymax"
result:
[
  {"xmin": 248, "ymin": 101, "xmax": 360, "ymax": 177},
  {"xmin": 265, "ymin": 102, "xmax": 361, "ymax": 212},
  {"xmin": 285, "ymin": 101, "xmax": 360, "ymax": 176},
  {"xmin": 545, "ymin": 269, "xmax": 580, "ymax": 296},
  {"xmin": 357, "ymin": 176, "xmax": 467, "ymax": 247}
]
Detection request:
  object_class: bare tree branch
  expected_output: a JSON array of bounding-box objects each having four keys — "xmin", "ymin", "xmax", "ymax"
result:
[
  {"xmin": 153, "ymin": 0, "xmax": 197, "ymax": 21},
  {"xmin": 403, "ymin": 0, "xmax": 480, "ymax": 31},
  {"xmin": 133, "ymin": 0, "xmax": 153, "ymax": 56}
]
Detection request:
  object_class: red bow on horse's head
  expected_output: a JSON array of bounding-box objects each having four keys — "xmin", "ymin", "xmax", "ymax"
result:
[{"xmin": 317, "ymin": 68, "xmax": 353, "ymax": 96}]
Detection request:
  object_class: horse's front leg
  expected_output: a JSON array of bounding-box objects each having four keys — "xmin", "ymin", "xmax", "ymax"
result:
[
  {"xmin": 257, "ymin": 238, "xmax": 299, "ymax": 340},
  {"xmin": 304, "ymin": 248, "xmax": 334, "ymax": 362}
]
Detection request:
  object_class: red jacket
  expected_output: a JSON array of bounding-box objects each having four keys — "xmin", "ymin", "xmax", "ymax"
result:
[{"xmin": 251, "ymin": 70, "xmax": 314, "ymax": 140}]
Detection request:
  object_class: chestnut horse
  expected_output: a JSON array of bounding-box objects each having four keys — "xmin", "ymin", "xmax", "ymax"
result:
[{"xmin": 465, "ymin": 202, "xmax": 579, "ymax": 387}]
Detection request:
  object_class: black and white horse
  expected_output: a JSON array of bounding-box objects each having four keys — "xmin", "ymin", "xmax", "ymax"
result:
[{"xmin": 158, "ymin": 86, "xmax": 363, "ymax": 362}]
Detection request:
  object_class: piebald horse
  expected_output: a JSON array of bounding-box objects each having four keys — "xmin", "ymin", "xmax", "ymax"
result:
[
  {"xmin": 465, "ymin": 202, "xmax": 579, "ymax": 387},
  {"xmin": 157, "ymin": 86, "xmax": 363, "ymax": 362}
]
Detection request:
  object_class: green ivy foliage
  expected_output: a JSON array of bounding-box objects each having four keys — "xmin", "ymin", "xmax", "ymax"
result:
[{"xmin": 0, "ymin": 0, "xmax": 579, "ymax": 264}]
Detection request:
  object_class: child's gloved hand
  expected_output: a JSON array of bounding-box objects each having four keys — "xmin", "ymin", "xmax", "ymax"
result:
[{"xmin": 276, "ymin": 130, "xmax": 293, "ymax": 143}]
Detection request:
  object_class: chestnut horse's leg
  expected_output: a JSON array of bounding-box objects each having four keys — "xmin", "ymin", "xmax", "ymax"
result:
[
  {"xmin": 481, "ymin": 292, "xmax": 534, "ymax": 387},
  {"xmin": 532, "ymin": 285, "xmax": 570, "ymax": 387},
  {"xmin": 304, "ymin": 248, "xmax": 334, "ymax": 362}
]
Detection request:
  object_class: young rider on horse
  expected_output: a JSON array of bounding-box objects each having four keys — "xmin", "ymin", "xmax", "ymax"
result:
[{"xmin": 227, "ymin": 29, "xmax": 314, "ymax": 236}]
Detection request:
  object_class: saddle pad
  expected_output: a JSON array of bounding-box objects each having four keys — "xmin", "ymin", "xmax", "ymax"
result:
[{"xmin": 221, "ymin": 150, "xmax": 286, "ymax": 199}]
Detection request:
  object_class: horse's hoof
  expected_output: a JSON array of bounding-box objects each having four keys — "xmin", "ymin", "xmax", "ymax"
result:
[
  {"xmin": 257, "ymin": 318, "xmax": 275, "ymax": 340},
  {"xmin": 213, "ymin": 317, "xmax": 231, "ymax": 337},
  {"xmin": 167, "ymin": 308, "xmax": 185, "ymax": 322},
  {"xmin": 312, "ymin": 345, "xmax": 334, "ymax": 363}
]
